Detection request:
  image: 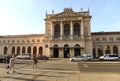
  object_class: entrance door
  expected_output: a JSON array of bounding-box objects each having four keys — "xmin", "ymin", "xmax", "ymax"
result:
[
  {"xmin": 53, "ymin": 44, "xmax": 59, "ymax": 58},
  {"xmin": 53, "ymin": 48, "xmax": 59, "ymax": 58},
  {"xmin": 74, "ymin": 48, "xmax": 80, "ymax": 56},
  {"xmin": 74, "ymin": 44, "xmax": 81, "ymax": 56},
  {"xmin": 64, "ymin": 44, "xmax": 70, "ymax": 58}
]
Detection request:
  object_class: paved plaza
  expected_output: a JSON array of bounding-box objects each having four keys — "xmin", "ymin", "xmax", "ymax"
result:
[{"xmin": 0, "ymin": 59, "xmax": 120, "ymax": 81}]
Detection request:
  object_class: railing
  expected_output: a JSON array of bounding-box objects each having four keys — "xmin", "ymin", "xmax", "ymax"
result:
[
  {"xmin": 52, "ymin": 35, "xmax": 85, "ymax": 40},
  {"xmin": 93, "ymin": 40, "xmax": 120, "ymax": 43}
]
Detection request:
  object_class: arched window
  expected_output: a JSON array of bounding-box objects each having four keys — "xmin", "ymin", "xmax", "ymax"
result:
[
  {"xmin": 54, "ymin": 24, "xmax": 60, "ymax": 38},
  {"xmin": 22, "ymin": 47, "xmax": 26, "ymax": 53},
  {"xmin": 64, "ymin": 24, "xmax": 70, "ymax": 38},
  {"xmin": 113, "ymin": 46, "xmax": 118, "ymax": 54},
  {"xmin": 17, "ymin": 47, "xmax": 20, "ymax": 55},
  {"xmin": 4, "ymin": 47, "xmax": 8, "ymax": 55},
  {"xmin": 33, "ymin": 47, "xmax": 37, "ymax": 57},
  {"xmin": 12, "ymin": 47, "xmax": 15, "ymax": 54},
  {"xmin": 39, "ymin": 47, "xmax": 43, "ymax": 55},
  {"xmin": 27, "ymin": 47, "xmax": 31, "ymax": 55},
  {"xmin": 33, "ymin": 47, "xmax": 37, "ymax": 55},
  {"xmin": 73, "ymin": 23, "xmax": 80, "ymax": 38},
  {"xmin": 105, "ymin": 46, "xmax": 111, "ymax": 54}
]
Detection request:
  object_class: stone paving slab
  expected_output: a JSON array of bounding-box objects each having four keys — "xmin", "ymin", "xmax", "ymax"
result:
[{"xmin": 0, "ymin": 67, "xmax": 80, "ymax": 81}]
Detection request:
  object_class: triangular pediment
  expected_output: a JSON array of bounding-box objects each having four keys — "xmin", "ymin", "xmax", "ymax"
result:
[{"xmin": 51, "ymin": 11, "xmax": 82, "ymax": 18}]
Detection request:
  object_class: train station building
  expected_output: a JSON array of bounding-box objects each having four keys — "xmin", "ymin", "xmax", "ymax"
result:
[{"xmin": 0, "ymin": 8, "xmax": 120, "ymax": 58}]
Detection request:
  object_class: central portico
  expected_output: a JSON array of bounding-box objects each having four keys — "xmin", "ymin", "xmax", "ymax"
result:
[{"xmin": 44, "ymin": 8, "xmax": 92, "ymax": 58}]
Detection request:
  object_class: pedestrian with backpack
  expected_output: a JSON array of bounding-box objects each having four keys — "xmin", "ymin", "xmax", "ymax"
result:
[
  {"xmin": 7, "ymin": 55, "xmax": 15, "ymax": 74},
  {"xmin": 33, "ymin": 57, "xmax": 38, "ymax": 69}
]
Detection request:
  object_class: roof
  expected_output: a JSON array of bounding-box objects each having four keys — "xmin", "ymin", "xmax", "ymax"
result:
[
  {"xmin": 0, "ymin": 34, "xmax": 45, "ymax": 38},
  {"xmin": 92, "ymin": 31, "xmax": 120, "ymax": 35}
]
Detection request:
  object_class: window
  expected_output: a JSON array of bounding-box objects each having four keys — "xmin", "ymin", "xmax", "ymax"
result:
[
  {"xmin": 17, "ymin": 40, "xmax": 19, "ymax": 42},
  {"xmin": 27, "ymin": 40, "xmax": 30, "ymax": 43},
  {"xmin": 64, "ymin": 23, "xmax": 70, "ymax": 38},
  {"xmin": 3, "ymin": 40, "xmax": 6, "ymax": 43},
  {"xmin": 116, "ymin": 38, "xmax": 120, "ymax": 41},
  {"xmin": 37, "ymin": 39, "xmax": 40, "ymax": 42},
  {"xmin": 102, "ymin": 37, "xmax": 106, "ymax": 41},
  {"xmin": 7, "ymin": 40, "xmax": 10, "ymax": 42},
  {"xmin": 12, "ymin": 40, "xmax": 15, "ymax": 43},
  {"xmin": 22, "ymin": 40, "xmax": 24, "ymax": 43},
  {"xmin": 74, "ymin": 23, "xmax": 80, "ymax": 37},
  {"xmin": 96, "ymin": 38, "xmax": 99, "ymax": 41},
  {"xmin": 54, "ymin": 24, "xmax": 60, "ymax": 38},
  {"xmin": 32, "ymin": 39, "xmax": 35, "ymax": 42},
  {"xmin": 110, "ymin": 37, "xmax": 113, "ymax": 41}
]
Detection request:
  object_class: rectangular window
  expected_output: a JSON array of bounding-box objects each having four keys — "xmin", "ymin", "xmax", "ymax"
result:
[
  {"xmin": 96, "ymin": 38, "xmax": 99, "ymax": 41},
  {"xmin": 110, "ymin": 37, "xmax": 113, "ymax": 40},
  {"xmin": 102, "ymin": 37, "xmax": 106, "ymax": 41}
]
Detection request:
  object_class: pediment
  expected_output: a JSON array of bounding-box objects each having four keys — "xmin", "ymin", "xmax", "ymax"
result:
[{"xmin": 51, "ymin": 11, "xmax": 82, "ymax": 18}]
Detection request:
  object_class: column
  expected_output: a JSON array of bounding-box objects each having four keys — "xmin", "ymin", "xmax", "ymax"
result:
[
  {"xmin": 81, "ymin": 20, "xmax": 84, "ymax": 39},
  {"xmin": 20, "ymin": 46, "xmax": 22, "ymax": 55},
  {"xmin": 51, "ymin": 22, "xmax": 53, "ymax": 40},
  {"xmin": 118, "ymin": 46, "xmax": 120, "ymax": 57},
  {"xmin": 36, "ymin": 46, "xmax": 39, "ymax": 56},
  {"xmin": 111, "ymin": 45, "xmax": 113, "ymax": 54},
  {"xmin": 70, "ymin": 21, "xmax": 73, "ymax": 39},
  {"xmin": 25, "ymin": 46, "xmax": 27, "ymax": 54},
  {"xmin": 15, "ymin": 46, "xmax": 17, "ymax": 55},
  {"xmin": 95, "ymin": 46, "xmax": 98, "ymax": 57},
  {"xmin": 31, "ymin": 46, "xmax": 33, "ymax": 57},
  {"xmin": 60, "ymin": 21, "xmax": 63, "ymax": 39},
  {"xmin": 103, "ymin": 45, "xmax": 105, "ymax": 55}
]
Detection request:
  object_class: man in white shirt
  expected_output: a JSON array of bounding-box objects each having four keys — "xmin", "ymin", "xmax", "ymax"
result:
[{"xmin": 7, "ymin": 55, "xmax": 15, "ymax": 74}]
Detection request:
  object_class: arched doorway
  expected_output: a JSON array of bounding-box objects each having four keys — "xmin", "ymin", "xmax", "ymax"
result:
[
  {"xmin": 105, "ymin": 46, "xmax": 111, "ymax": 54},
  {"xmin": 74, "ymin": 44, "xmax": 81, "ymax": 56},
  {"xmin": 113, "ymin": 46, "xmax": 118, "ymax": 54},
  {"xmin": 33, "ymin": 47, "xmax": 37, "ymax": 58},
  {"xmin": 27, "ymin": 47, "xmax": 31, "ymax": 56},
  {"xmin": 53, "ymin": 44, "xmax": 59, "ymax": 58},
  {"xmin": 39, "ymin": 47, "xmax": 43, "ymax": 56},
  {"xmin": 22, "ymin": 47, "xmax": 26, "ymax": 54},
  {"xmin": 64, "ymin": 44, "xmax": 69, "ymax": 58},
  {"xmin": 12, "ymin": 47, "xmax": 15, "ymax": 54},
  {"xmin": 4, "ymin": 47, "xmax": 8, "ymax": 55},
  {"xmin": 17, "ymin": 47, "xmax": 20, "ymax": 55}
]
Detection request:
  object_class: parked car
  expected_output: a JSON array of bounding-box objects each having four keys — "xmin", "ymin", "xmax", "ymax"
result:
[
  {"xmin": 82, "ymin": 54, "xmax": 93, "ymax": 61},
  {"xmin": 0, "ymin": 55, "xmax": 12, "ymax": 63},
  {"xmin": 69, "ymin": 56, "xmax": 89, "ymax": 62},
  {"xmin": 99, "ymin": 54, "xmax": 119, "ymax": 61},
  {"xmin": 37, "ymin": 55, "xmax": 49, "ymax": 60},
  {"xmin": 16, "ymin": 54, "xmax": 30, "ymax": 59}
]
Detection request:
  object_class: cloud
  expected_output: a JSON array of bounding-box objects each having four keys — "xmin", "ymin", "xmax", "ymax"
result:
[{"xmin": 16, "ymin": 0, "xmax": 33, "ymax": 9}]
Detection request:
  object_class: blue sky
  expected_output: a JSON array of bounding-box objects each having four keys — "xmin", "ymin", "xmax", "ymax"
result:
[{"xmin": 0, "ymin": 0, "xmax": 120, "ymax": 35}]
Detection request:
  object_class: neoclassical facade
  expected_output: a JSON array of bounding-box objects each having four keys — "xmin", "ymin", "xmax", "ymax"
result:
[
  {"xmin": 44, "ymin": 8, "xmax": 92, "ymax": 58},
  {"xmin": 92, "ymin": 32, "xmax": 120, "ymax": 58},
  {"xmin": 0, "ymin": 8, "xmax": 120, "ymax": 58}
]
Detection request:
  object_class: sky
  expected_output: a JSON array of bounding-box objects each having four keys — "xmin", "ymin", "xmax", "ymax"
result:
[{"xmin": 0, "ymin": 0, "xmax": 120, "ymax": 35}]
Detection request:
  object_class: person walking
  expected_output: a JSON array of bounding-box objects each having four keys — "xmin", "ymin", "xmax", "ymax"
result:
[
  {"xmin": 33, "ymin": 57, "xmax": 38, "ymax": 69},
  {"xmin": 7, "ymin": 55, "xmax": 15, "ymax": 74}
]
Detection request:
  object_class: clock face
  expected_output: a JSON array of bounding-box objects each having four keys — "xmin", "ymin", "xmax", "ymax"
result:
[{"xmin": 45, "ymin": 44, "xmax": 49, "ymax": 48}]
